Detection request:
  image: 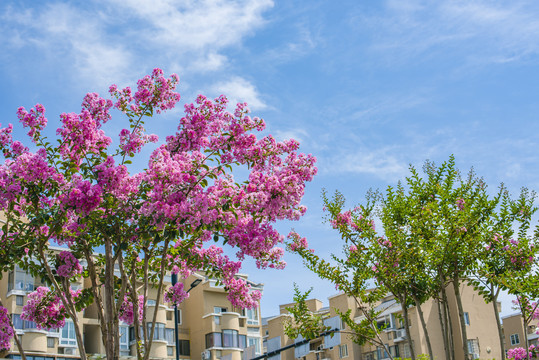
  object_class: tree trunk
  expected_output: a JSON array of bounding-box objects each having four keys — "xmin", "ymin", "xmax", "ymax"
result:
[
  {"xmin": 490, "ymin": 288, "xmax": 505, "ymax": 360},
  {"xmin": 522, "ymin": 314, "xmax": 530, "ymax": 360},
  {"xmin": 453, "ymin": 278, "xmax": 469, "ymax": 360},
  {"xmin": 104, "ymin": 238, "xmax": 116, "ymax": 360},
  {"xmin": 437, "ymin": 297, "xmax": 451, "ymax": 360},
  {"xmin": 413, "ymin": 294, "xmax": 434, "ymax": 360},
  {"xmin": 442, "ymin": 285, "xmax": 455, "ymax": 360},
  {"xmin": 401, "ymin": 297, "xmax": 416, "ymax": 360}
]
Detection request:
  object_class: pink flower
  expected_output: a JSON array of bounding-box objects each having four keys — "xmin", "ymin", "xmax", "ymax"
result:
[
  {"xmin": 0, "ymin": 306, "xmax": 14, "ymax": 350},
  {"xmin": 21, "ymin": 287, "xmax": 66, "ymax": 330},
  {"xmin": 164, "ymin": 282, "xmax": 189, "ymax": 306},
  {"xmin": 56, "ymin": 251, "xmax": 83, "ymax": 278}
]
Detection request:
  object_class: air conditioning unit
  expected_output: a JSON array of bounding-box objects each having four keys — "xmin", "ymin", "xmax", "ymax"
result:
[
  {"xmin": 472, "ymin": 353, "xmax": 480, "ymax": 360},
  {"xmin": 64, "ymin": 348, "xmax": 75, "ymax": 355},
  {"xmin": 317, "ymin": 344, "xmax": 324, "ymax": 352},
  {"xmin": 202, "ymin": 350, "xmax": 211, "ymax": 360}
]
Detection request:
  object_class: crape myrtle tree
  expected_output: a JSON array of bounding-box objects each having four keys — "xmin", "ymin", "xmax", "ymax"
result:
[
  {"xmin": 286, "ymin": 190, "xmax": 401, "ymax": 360},
  {"xmin": 0, "ymin": 69, "xmax": 317, "ymax": 360},
  {"xmin": 287, "ymin": 156, "xmax": 535, "ymax": 360},
  {"xmin": 468, "ymin": 187, "xmax": 539, "ymax": 359}
]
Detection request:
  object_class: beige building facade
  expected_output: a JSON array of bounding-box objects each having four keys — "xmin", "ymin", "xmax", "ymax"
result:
[
  {"xmin": 264, "ymin": 283, "xmax": 503, "ymax": 360},
  {"xmin": 0, "ymin": 264, "xmax": 264, "ymax": 360},
  {"xmin": 502, "ymin": 313, "xmax": 539, "ymax": 353}
]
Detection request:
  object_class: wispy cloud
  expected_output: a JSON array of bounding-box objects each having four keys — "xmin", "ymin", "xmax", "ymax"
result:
[
  {"xmin": 323, "ymin": 147, "xmax": 408, "ymax": 182},
  {"xmin": 0, "ymin": 0, "xmax": 274, "ymax": 88},
  {"xmin": 352, "ymin": 0, "xmax": 539, "ymax": 66}
]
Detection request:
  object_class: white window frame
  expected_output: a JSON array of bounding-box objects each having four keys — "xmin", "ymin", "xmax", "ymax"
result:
[
  {"xmin": 511, "ymin": 333, "xmax": 520, "ymax": 345},
  {"xmin": 339, "ymin": 344, "xmax": 348, "ymax": 358},
  {"xmin": 60, "ymin": 320, "xmax": 77, "ymax": 346}
]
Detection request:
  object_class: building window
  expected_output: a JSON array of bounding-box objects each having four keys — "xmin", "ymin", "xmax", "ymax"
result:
[
  {"xmin": 376, "ymin": 345, "xmax": 389, "ymax": 359},
  {"xmin": 167, "ymin": 346, "xmax": 174, "ymax": 356},
  {"xmin": 16, "ymin": 295, "xmax": 24, "ymax": 306},
  {"xmin": 12, "ymin": 314, "xmax": 23, "ymax": 329},
  {"xmin": 244, "ymin": 308, "xmax": 258, "ymax": 325},
  {"xmin": 179, "ymin": 339, "xmax": 190, "ymax": 356},
  {"xmin": 402, "ymin": 342, "xmax": 413, "ymax": 358},
  {"xmin": 8, "ymin": 268, "xmax": 35, "ymax": 292},
  {"xmin": 389, "ymin": 345, "xmax": 400, "ymax": 358},
  {"xmin": 223, "ymin": 329, "xmax": 239, "ymax": 348},
  {"xmin": 60, "ymin": 320, "xmax": 77, "ymax": 346},
  {"xmin": 119, "ymin": 326, "xmax": 129, "ymax": 350},
  {"xmin": 214, "ymin": 306, "xmax": 227, "ymax": 314},
  {"xmin": 364, "ymin": 352, "xmax": 374, "ymax": 360},
  {"xmin": 166, "ymin": 311, "xmax": 173, "ymax": 321},
  {"xmin": 247, "ymin": 336, "xmax": 261, "ymax": 355},
  {"xmin": 239, "ymin": 334, "xmax": 247, "ymax": 349},
  {"xmin": 467, "ymin": 339, "xmax": 479, "ymax": 358},
  {"xmin": 510, "ymin": 334, "xmax": 520, "ymax": 345},
  {"xmin": 147, "ymin": 299, "xmax": 156, "ymax": 306},
  {"xmin": 24, "ymin": 320, "xmax": 38, "ymax": 329},
  {"xmin": 214, "ymin": 316, "xmax": 221, "ymax": 325},
  {"xmin": 166, "ymin": 328, "xmax": 175, "ymax": 345},
  {"xmin": 464, "ymin": 312, "xmax": 470, "ymax": 326},
  {"xmin": 146, "ymin": 323, "xmax": 165, "ymax": 340},
  {"xmin": 339, "ymin": 344, "xmax": 348, "ymax": 358},
  {"xmin": 205, "ymin": 332, "xmax": 222, "ymax": 348},
  {"xmin": 47, "ymin": 337, "xmax": 55, "ymax": 348},
  {"xmin": 376, "ymin": 315, "xmax": 393, "ymax": 330}
]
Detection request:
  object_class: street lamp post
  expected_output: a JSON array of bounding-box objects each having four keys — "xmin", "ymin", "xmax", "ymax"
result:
[{"xmin": 171, "ymin": 275, "xmax": 202, "ymax": 360}]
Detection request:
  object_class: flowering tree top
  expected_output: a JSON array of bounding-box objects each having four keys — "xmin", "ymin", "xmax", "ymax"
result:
[{"xmin": 0, "ymin": 68, "xmax": 317, "ymax": 359}]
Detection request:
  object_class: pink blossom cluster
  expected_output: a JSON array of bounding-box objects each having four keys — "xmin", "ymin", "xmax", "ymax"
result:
[
  {"xmin": 56, "ymin": 110, "xmax": 112, "ymax": 166},
  {"xmin": 81, "ymin": 92, "xmax": 113, "ymax": 124},
  {"xmin": 164, "ymin": 282, "xmax": 189, "ymax": 306},
  {"xmin": 59, "ymin": 176, "xmax": 103, "ymax": 216},
  {"xmin": 456, "ymin": 198, "xmax": 465, "ymax": 210},
  {"xmin": 507, "ymin": 344, "xmax": 538, "ymax": 360},
  {"xmin": 21, "ymin": 287, "xmax": 67, "ymax": 330},
  {"xmin": 287, "ymin": 231, "xmax": 310, "ymax": 252},
  {"xmin": 109, "ymin": 68, "xmax": 180, "ymax": 114},
  {"xmin": 119, "ymin": 127, "xmax": 158, "ymax": 155},
  {"xmin": 330, "ymin": 211, "xmax": 352, "ymax": 229},
  {"xmin": 118, "ymin": 295, "xmax": 144, "ymax": 325},
  {"xmin": 16, "ymin": 104, "xmax": 47, "ymax": 141},
  {"xmin": 487, "ymin": 235, "xmax": 535, "ymax": 269},
  {"xmin": 0, "ymin": 306, "xmax": 14, "ymax": 350},
  {"xmin": 56, "ymin": 251, "xmax": 83, "ymax": 278},
  {"xmin": 225, "ymin": 276, "xmax": 262, "ymax": 309}
]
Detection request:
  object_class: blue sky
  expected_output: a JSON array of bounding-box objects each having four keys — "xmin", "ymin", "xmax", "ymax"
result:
[{"xmin": 1, "ymin": 0, "xmax": 538, "ymax": 318}]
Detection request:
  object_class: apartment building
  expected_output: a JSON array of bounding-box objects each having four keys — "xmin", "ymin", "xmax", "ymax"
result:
[
  {"xmin": 264, "ymin": 283, "xmax": 502, "ymax": 360},
  {"xmin": 502, "ymin": 313, "xmax": 539, "ymax": 352},
  {"xmin": 0, "ymin": 263, "xmax": 264, "ymax": 360}
]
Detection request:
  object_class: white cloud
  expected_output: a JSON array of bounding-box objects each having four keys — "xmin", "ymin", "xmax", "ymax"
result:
[
  {"xmin": 109, "ymin": 0, "xmax": 273, "ymax": 51},
  {"xmin": 0, "ymin": 0, "xmax": 274, "ymax": 88},
  {"xmin": 324, "ymin": 148, "xmax": 408, "ymax": 182},
  {"xmin": 210, "ymin": 77, "xmax": 267, "ymax": 111}
]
